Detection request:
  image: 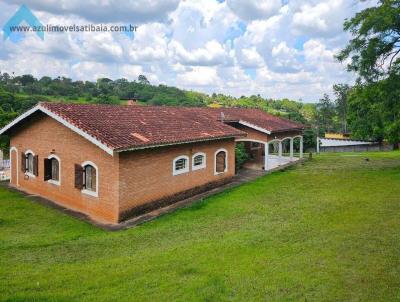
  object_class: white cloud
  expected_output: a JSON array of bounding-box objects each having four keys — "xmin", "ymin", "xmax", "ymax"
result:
[
  {"xmin": 238, "ymin": 47, "xmax": 264, "ymax": 68},
  {"xmin": 304, "ymin": 39, "xmax": 336, "ymax": 63},
  {"xmin": 269, "ymin": 42, "xmax": 301, "ymax": 72},
  {"xmin": 292, "ymin": 1, "xmax": 339, "ymax": 37},
  {"xmin": 71, "ymin": 62, "xmax": 145, "ymax": 81},
  {"xmin": 226, "ymin": 0, "xmax": 282, "ymax": 21},
  {"xmin": 81, "ymin": 33, "xmax": 124, "ymax": 62},
  {"xmin": 169, "ymin": 0, "xmax": 236, "ymax": 49},
  {"xmin": 291, "ymin": 0, "xmax": 376, "ymax": 38},
  {"xmin": 169, "ymin": 39, "xmax": 230, "ymax": 66},
  {"xmin": 177, "ymin": 66, "xmax": 220, "ymax": 86}
]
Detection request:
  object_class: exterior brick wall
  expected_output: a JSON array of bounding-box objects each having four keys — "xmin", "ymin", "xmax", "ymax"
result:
[
  {"xmin": 10, "ymin": 113, "xmax": 120, "ymax": 223},
  {"xmin": 118, "ymin": 139, "xmax": 235, "ymax": 217},
  {"xmin": 9, "ymin": 113, "xmax": 236, "ymax": 224}
]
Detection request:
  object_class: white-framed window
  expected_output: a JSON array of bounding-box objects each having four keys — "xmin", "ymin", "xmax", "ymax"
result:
[
  {"xmin": 46, "ymin": 154, "xmax": 61, "ymax": 185},
  {"xmin": 214, "ymin": 148, "xmax": 228, "ymax": 175},
  {"xmin": 192, "ymin": 152, "xmax": 206, "ymax": 171},
  {"xmin": 25, "ymin": 150, "xmax": 36, "ymax": 177},
  {"xmin": 81, "ymin": 161, "xmax": 98, "ymax": 197},
  {"xmin": 173, "ymin": 155, "xmax": 189, "ymax": 175}
]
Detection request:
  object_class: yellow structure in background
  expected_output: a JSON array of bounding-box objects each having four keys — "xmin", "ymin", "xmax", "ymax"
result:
[
  {"xmin": 208, "ymin": 103, "xmax": 222, "ymax": 108},
  {"xmin": 325, "ymin": 132, "xmax": 351, "ymax": 139}
]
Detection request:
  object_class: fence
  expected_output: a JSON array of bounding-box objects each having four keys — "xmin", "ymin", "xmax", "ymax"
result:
[
  {"xmin": 0, "ymin": 159, "xmax": 10, "ymax": 169},
  {"xmin": 320, "ymin": 143, "xmax": 394, "ymax": 153},
  {"xmin": 0, "ymin": 160, "xmax": 10, "ymax": 181}
]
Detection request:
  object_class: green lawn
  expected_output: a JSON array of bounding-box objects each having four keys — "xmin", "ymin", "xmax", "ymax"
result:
[{"xmin": 1, "ymin": 152, "xmax": 400, "ymax": 301}]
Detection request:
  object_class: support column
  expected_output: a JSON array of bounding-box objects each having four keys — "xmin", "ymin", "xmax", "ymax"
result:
[
  {"xmin": 278, "ymin": 141, "xmax": 282, "ymax": 165},
  {"xmin": 264, "ymin": 143, "xmax": 269, "ymax": 171},
  {"xmin": 316, "ymin": 136, "xmax": 320, "ymax": 153},
  {"xmin": 290, "ymin": 138, "xmax": 294, "ymax": 161},
  {"xmin": 300, "ymin": 136, "xmax": 303, "ymax": 158}
]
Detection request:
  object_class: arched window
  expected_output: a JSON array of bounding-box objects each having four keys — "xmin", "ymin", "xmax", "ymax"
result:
[
  {"xmin": 84, "ymin": 164, "xmax": 97, "ymax": 192},
  {"xmin": 51, "ymin": 158, "xmax": 59, "ymax": 181},
  {"xmin": 26, "ymin": 153, "xmax": 34, "ymax": 174},
  {"xmin": 23, "ymin": 150, "xmax": 37, "ymax": 177},
  {"xmin": 173, "ymin": 155, "xmax": 189, "ymax": 175},
  {"xmin": 45, "ymin": 155, "xmax": 60, "ymax": 185},
  {"xmin": 77, "ymin": 161, "xmax": 98, "ymax": 197},
  {"xmin": 215, "ymin": 149, "xmax": 227, "ymax": 174},
  {"xmin": 192, "ymin": 152, "xmax": 206, "ymax": 170}
]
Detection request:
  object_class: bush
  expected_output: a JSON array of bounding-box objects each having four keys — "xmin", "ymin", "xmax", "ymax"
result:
[{"xmin": 235, "ymin": 142, "xmax": 249, "ymax": 170}]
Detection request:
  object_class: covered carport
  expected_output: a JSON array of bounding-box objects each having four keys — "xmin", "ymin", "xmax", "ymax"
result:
[
  {"xmin": 236, "ymin": 135, "xmax": 303, "ymax": 171},
  {"xmin": 264, "ymin": 135, "xmax": 303, "ymax": 170},
  {"xmin": 194, "ymin": 107, "xmax": 305, "ymax": 172}
]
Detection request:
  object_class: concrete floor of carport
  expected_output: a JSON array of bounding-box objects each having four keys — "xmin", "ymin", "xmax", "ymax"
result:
[{"xmin": 243, "ymin": 155, "xmax": 301, "ymax": 171}]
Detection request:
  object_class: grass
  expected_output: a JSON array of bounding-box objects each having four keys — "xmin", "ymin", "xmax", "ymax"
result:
[{"xmin": 1, "ymin": 152, "xmax": 400, "ymax": 301}]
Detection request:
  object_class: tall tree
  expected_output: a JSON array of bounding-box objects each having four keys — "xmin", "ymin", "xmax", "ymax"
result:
[
  {"xmin": 337, "ymin": 0, "xmax": 400, "ymax": 81},
  {"xmin": 337, "ymin": 0, "xmax": 400, "ymax": 144},
  {"xmin": 333, "ymin": 84, "xmax": 350, "ymax": 133},
  {"xmin": 316, "ymin": 94, "xmax": 336, "ymax": 133},
  {"xmin": 138, "ymin": 75, "xmax": 150, "ymax": 85}
]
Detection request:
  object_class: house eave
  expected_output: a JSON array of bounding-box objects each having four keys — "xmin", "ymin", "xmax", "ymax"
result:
[
  {"xmin": 237, "ymin": 120, "xmax": 272, "ymax": 135},
  {"xmin": 270, "ymin": 127, "xmax": 304, "ymax": 134},
  {"xmin": 0, "ymin": 104, "xmax": 115, "ymax": 156}
]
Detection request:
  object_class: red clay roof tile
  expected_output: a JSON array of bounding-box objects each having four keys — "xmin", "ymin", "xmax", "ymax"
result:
[
  {"xmin": 195, "ymin": 107, "xmax": 304, "ymax": 133},
  {"xmin": 40, "ymin": 103, "xmax": 247, "ymax": 151}
]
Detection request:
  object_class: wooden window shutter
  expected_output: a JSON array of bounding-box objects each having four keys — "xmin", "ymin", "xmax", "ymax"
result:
[
  {"xmin": 74, "ymin": 164, "xmax": 84, "ymax": 189},
  {"xmin": 21, "ymin": 152, "xmax": 26, "ymax": 172},
  {"xmin": 216, "ymin": 151, "xmax": 226, "ymax": 173},
  {"xmin": 44, "ymin": 158, "xmax": 52, "ymax": 181},
  {"xmin": 33, "ymin": 155, "xmax": 39, "ymax": 176}
]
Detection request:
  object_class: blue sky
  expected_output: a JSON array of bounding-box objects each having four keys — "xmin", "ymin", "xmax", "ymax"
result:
[{"xmin": 0, "ymin": 0, "xmax": 376, "ymax": 102}]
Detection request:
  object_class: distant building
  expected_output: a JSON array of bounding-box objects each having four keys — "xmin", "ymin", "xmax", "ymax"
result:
[
  {"xmin": 318, "ymin": 135, "xmax": 392, "ymax": 153},
  {"xmin": 208, "ymin": 103, "xmax": 222, "ymax": 108},
  {"xmin": 324, "ymin": 132, "xmax": 351, "ymax": 139}
]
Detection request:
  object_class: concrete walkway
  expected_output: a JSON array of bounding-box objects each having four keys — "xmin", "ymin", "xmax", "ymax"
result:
[
  {"xmin": 266, "ymin": 155, "xmax": 300, "ymax": 170},
  {"xmin": 242, "ymin": 155, "xmax": 301, "ymax": 171}
]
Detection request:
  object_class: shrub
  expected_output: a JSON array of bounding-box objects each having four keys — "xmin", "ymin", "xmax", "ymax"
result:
[{"xmin": 235, "ymin": 142, "xmax": 249, "ymax": 170}]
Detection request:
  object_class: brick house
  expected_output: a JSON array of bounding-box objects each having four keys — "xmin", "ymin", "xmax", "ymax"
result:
[{"xmin": 0, "ymin": 103, "xmax": 304, "ymax": 224}]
